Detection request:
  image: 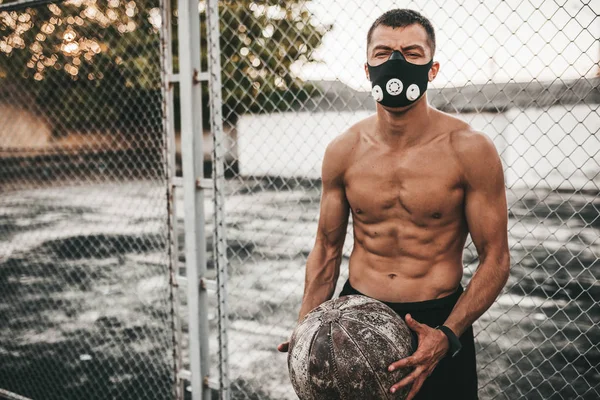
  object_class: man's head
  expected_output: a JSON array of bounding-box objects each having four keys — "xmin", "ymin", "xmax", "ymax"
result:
[
  {"xmin": 365, "ymin": 9, "xmax": 440, "ymax": 109},
  {"xmin": 367, "ymin": 9, "xmax": 436, "ymax": 63}
]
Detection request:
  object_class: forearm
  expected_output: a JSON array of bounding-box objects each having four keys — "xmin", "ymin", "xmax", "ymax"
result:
[
  {"xmin": 444, "ymin": 253, "xmax": 510, "ymax": 336},
  {"xmin": 298, "ymin": 244, "xmax": 342, "ymax": 321}
]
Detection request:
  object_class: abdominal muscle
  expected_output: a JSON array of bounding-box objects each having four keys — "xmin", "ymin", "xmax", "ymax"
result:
[{"xmin": 347, "ymin": 224, "xmax": 466, "ymax": 303}]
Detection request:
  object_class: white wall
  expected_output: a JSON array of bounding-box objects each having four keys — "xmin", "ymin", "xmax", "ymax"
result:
[
  {"xmin": 237, "ymin": 104, "xmax": 600, "ymax": 191},
  {"xmin": 0, "ymin": 104, "xmax": 52, "ymax": 150}
]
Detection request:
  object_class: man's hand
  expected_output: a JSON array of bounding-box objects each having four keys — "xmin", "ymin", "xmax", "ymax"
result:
[
  {"xmin": 277, "ymin": 341, "xmax": 290, "ymax": 353},
  {"xmin": 388, "ymin": 314, "xmax": 449, "ymax": 400}
]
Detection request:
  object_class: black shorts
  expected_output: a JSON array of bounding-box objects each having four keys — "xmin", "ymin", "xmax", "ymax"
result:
[{"xmin": 339, "ymin": 279, "xmax": 479, "ymax": 400}]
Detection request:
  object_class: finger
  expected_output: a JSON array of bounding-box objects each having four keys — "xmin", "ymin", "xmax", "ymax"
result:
[
  {"xmin": 278, "ymin": 342, "xmax": 289, "ymax": 352},
  {"xmin": 277, "ymin": 342, "xmax": 289, "ymax": 352},
  {"xmin": 405, "ymin": 376, "xmax": 426, "ymax": 400},
  {"xmin": 389, "ymin": 354, "xmax": 421, "ymax": 371},
  {"xmin": 390, "ymin": 367, "xmax": 423, "ymax": 393},
  {"xmin": 405, "ymin": 314, "xmax": 423, "ymax": 331}
]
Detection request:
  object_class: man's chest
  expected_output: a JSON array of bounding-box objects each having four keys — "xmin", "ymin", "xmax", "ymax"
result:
[{"xmin": 343, "ymin": 149, "xmax": 465, "ymax": 222}]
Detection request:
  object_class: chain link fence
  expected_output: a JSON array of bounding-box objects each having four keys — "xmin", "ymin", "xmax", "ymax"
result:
[
  {"xmin": 2, "ymin": 0, "xmax": 599, "ymax": 399},
  {"xmin": 0, "ymin": 0, "xmax": 177, "ymax": 399},
  {"xmin": 207, "ymin": 0, "xmax": 600, "ymax": 399}
]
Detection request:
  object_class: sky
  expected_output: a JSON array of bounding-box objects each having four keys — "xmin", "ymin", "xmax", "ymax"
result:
[{"xmin": 292, "ymin": 0, "xmax": 600, "ymax": 91}]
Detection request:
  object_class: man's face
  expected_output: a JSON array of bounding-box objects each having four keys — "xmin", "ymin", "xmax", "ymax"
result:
[{"xmin": 365, "ymin": 24, "xmax": 439, "ymax": 81}]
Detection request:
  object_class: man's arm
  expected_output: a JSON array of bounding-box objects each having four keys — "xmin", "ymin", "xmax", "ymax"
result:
[
  {"xmin": 277, "ymin": 136, "xmax": 351, "ymax": 352},
  {"xmin": 388, "ymin": 130, "xmax": 510, "ymax": 398},
  {"xmin": 443, "ymin": 130, "xmax": 511, "ymax": 336},
  {"xmin": 298, "ymin": 137, "xmax": 351, "ymax": 320}
]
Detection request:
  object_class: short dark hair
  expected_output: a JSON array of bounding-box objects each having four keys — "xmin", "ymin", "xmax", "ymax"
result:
[{"xmin": 367, "ymin": 9, "xmax": 436, "ymax": 56}]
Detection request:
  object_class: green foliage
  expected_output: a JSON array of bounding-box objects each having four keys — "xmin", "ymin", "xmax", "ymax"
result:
[
  {"xmin": 0, "ymin": 0, "xmax": 329, "ymax": 134},
  {"xmin": 0, "ymin": 0, "xmax": 163, "ymax": 134},
  {"xmin": 215, "ymin": 1, "xmax": 330, "ymax": 123}
]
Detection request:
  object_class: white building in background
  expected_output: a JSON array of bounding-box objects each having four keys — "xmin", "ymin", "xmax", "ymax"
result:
[
  {"xmin": 0, "ymin": 82, "xmax": 52, "ymax": 152},
  {"xmin": 237, "ymin": 77, "xmax": 600, "ymax": 192}
]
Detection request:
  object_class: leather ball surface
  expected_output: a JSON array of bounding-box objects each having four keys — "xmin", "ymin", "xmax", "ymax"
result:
[{"xmin": 288, "ymin": 295, "xmax": 415, "ymax": 400}]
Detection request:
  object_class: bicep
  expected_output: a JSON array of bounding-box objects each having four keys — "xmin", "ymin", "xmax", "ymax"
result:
[
  {"xmin": 316, "ymin": 180, "xmax": 350, "ymax": 247},
  {"xmin": 315, "ymin": 140, "xmax": 350, "ymax": 248},
  {"xmin": 462, "ymin": 136, "xmax": 509, "ymax": 263},
  {"xmin": 304, "ymin": 141, "xmax": 350, "ymax": 287}
]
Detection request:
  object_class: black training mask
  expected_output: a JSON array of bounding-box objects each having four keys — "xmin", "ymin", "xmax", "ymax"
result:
[{"xmin": 367, "ymin": 50, "xmax": 433, "ymax": 108}]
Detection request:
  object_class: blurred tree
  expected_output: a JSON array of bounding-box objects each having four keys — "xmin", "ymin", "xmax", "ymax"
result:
[
  {"xmin": 215, "ymin": 1, "xmax": 330, "ymax": 126},
  {"xmin": 0, "ymin": 0, "xmax": 329, "ymax": 135},
  {"xmin": 0, "ymin": 0, "xmax": 162, "ymax": 135}
]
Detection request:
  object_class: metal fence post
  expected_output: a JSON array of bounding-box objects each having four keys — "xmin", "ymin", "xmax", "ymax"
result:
[
  {"xmin": 206, "ymin": 0, "xmax": 230, "ymax": 398},
  {"xmin": 159, "ymin": 0, "xmax": 184, "ymax": 398},
  {"xmin": 177, "ymin": 0, "xmax": 211, "ymax": 399}
]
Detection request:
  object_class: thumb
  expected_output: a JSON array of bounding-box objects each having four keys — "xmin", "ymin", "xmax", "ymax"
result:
[
  {"xmin": 405, "ymin": 314, "xmax": 422, "ymax": 331},
  {"xmin": 277, "ymin": 341, "xmax": 290, "ymax": 353}
]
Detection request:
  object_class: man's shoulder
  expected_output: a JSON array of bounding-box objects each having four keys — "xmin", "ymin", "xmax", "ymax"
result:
[
  {"xmin": 432, "ymin": 110, "xmax": 495, "ymax": 158},
  {"xmin": 442, "ymin": 118, "xmax": 501, "ymax": 185},
  {"xmin": 322, "ymin": 115, "xmax": 375, "ymax": 182},
  {"xmin": 448, "ymin": 126, "xmax": 498, "ymax": 162}
]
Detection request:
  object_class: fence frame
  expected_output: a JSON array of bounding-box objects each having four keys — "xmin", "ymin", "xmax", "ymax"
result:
[
  {"xmin": 175, "ymin": 0, "xmax": 212, "ymax": 399},
  {"xmin": 159, "ymin": 0, "xmax": 185, "ymax": 398},
  {"xmin": 206, "ymin": 0, "xmax": 231, "ymax": 398}
]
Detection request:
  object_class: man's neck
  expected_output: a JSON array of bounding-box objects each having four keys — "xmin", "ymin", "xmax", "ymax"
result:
[{"xmin": 375, "ymin": 96, "xmax": 433, "ymax": 150}]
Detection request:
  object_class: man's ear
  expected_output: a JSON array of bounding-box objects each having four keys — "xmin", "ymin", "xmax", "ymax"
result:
[
  {"xmin": 428, "ymin": 61, "xmax": 440, "ymax": 82},
  {"xmin": 364, "ymin": 62, "xmax": 370, "ymax": 80}
]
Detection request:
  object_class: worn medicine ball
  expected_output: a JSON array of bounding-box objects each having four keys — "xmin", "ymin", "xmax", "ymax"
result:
[{"xmin": 288, "ymin": 295, "xmax": 415, "ymax": 400}]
